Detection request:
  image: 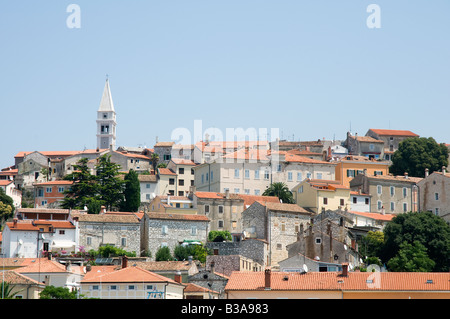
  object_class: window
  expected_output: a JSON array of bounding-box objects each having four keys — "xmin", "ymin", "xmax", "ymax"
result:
[
  {"xmin": 205, "ymin": 205, "xmax": 210, "ymax": 213},
  {"xmin": 169, "ymin": 178, "xmax": 175, "ymax": 185},
  {"xmin": 234, "ymin": 188, "xmax": 240, "ymax": 193},
  {"xmin": 234, "ymin": 169, "xmax": 240, "ymax": 178},
  {"xmin": 403, "ymin": 203, "xmax": 408, "ymax": 212},
  {"xmin": 254, "ymin": 189, "xmax": 260, "ymax": 195},
  {"xmin": 377, "ymin": 185, "xmax": 382, "ymax": 194},
  {"xmin": 390, "ymin": 202, "xmax": 395, "ymax": 212},
  {"xmin": 146, "ymin": 183, "xmax": 151, "ymax": 189},
  {"xmin": 38, "ymin": 189, "xmax": 44, "ymax": 197},
  {"xmin": 277, "ymin": 164, "xmax": 282, "ymax": 172},
  {"xmin": 121, "ymin": 237, "xmax": 126, "ymax": 247},
  {"xmin": 377, "ymin": 201, "xmax": 382, "ymax": 211},
  {"xmin": 264, "ymin": 170, "xmax": 270, "ymax": 180},
  {"xmin": 162, "ymin": 225, "xmax": 168, "ymax": 235},
  {"xmin": 92, "ymin": 285, "xmax": 99, "ymax": 290},
  {"xmin": 218, "ymin": 220, "xmax": 224, "ymax": 228},
  {"xmin": 365, "ymin": 198, "xmax": 370, "ymax": 205},
  {"xmin": 341, "ymin": 199, "xmax": 345, "ymax": 206},
  {"xmin": 323, "ymin": 198, "xmax": 328, "ymax": 205},
  {"xmin": 435, "ymin": 193, "xmax": 439, "ymax": 200},
  {"xmin": 353, "ymin": 197, "xmax": 357, "ymax": 204},
  {"xmin": 347, "ymin": 170, "xmax": 355, "ymax": 178},
  {"xmin": 297, "ymin": 172, "xmax": 302, "ymax": 181},
  {"xmin": 110, "ymin": 285, "xmax": 118, "ymax": 290},
  {"xmin": 179, "ymin": 168, "xmax": 184, "ymax": 174},
  {"xmin": 46, "ymin": 187, "xmax": 52, "ymax": 193},
  {"xmin": 244, "ymin": 189, "xmax": 250, "ymax": 195},
  {"xmin": 191, "ymin": 169, "xmax": 195, "ymax": 175},
  {"xmin": 287, "ymin": 172, "xmax": 293, "ymax": 181},
  {"xmin": 369, "ymin": 144, "xmax": 374, "ymax": 150},
  {"xmin": 146, "ymin": 285, "xmax": 154, "ymax": 290},
  {"xmin": 206, "ymin": 173, "xmax": 208, "ymax": 181},
  {"xmin": 218, "ymin": 205, "xmax": 224, "ymax": 213},
  {"xmin": 191, "ymin": 226, "xmax": 197, "ymax": 235},
  {"xmin": 306, "ymin": 172, "xmax": 312, "ymax": 179},
  {"xmin": 128, "ymin": 285, "xmax": 135, "ymax": 290},
  {"xmin": 87, "ymin": 237, "xmax": 92, "ymax": 245},
  {"xmin": 201, "ymin": 174, "xmax": 204, "ymax": 184},
  {"xmin": 276, "ymin": 243, "xmax": 282, "ymax": 250},
  {"xmin": 316, "ymin": 173, "xmax": 322, "ymax": 180},
  {"xmin": 58, "ymin": 187, "xmax": 65, "ymax": 193},
  {"xmin": 245, "ymin": 169, "xmax": 250, "ymax": 179},
  {"xmin": 298, "ymin": 186, "xmax": 303, "ymax": 193},
  {"xmin": 59, "ymin": 230, "xmax": 65, "ymax": 235},
  {"xmin": 178, "ymin": 179, "xmax": 184, "ymax": 186},
  {"xmin": 210, "ymin": 171, "xmax": 213, "ymax": 181},
  {"xmin": 146, "ymin": 194, "xmax": 150, "ymax": 200},
  {"xmin": 390, "ymin": 187, "xmax": 395, "ymax": 196},
  {"xmin": 315, "ymin": 238, "xmax": 322, "ymax": 244},
  {"xmin": 403, "ymin": 187, "xmax": 407, "ymax": 198},
  {"xmin": 254, "ymin": 170, "xmax": 260, "ymax": 179}
]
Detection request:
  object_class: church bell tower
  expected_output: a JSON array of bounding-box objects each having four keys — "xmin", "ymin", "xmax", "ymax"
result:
[{"xmin": 96, "ymin": 78, "xmax": 117, "ymax": 150}]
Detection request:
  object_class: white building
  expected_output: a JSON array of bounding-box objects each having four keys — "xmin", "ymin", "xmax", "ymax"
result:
[
  {"xmin": 1, "ymin": 219, "xmax": 77, "ymax": 258},
  {"xmin": 97, "ymin": 78, "xmax": 117, "ymax": 150}
]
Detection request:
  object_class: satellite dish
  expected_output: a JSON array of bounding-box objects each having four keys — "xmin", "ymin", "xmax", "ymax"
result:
[
  {"xmin": 302, "ymin": 264, "xmax": 308, "ymax": 273},
  {"xmin": 344, "ymin": 244, "xmax": 347, "ymax": 251},
  {"xmin": 367, "ymin": 264, "xmax": 381, "ymax": 272}
]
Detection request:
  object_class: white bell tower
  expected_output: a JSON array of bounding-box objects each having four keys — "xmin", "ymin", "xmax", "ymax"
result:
[{"xmin": 96, "ymin": 78, "xmax": 117, "ymax": 150}]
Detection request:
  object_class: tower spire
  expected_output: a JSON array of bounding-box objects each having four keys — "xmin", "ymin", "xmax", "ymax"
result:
[{"xmin": 97, "ymin": 78, "xmax": 117, "ymax": 150}]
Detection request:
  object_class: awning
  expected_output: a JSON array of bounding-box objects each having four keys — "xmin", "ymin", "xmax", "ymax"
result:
[{"xmin": 51, "ymin": 240, "xmax": 76, "ymax": 248}]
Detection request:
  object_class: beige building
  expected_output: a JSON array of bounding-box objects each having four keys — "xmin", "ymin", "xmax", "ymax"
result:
[
  {"xmin": 350, "ymin": 173, "xmax": 421, "ymax": 214},
  {"xmin": 194, "ymin": 149, "xmax": 336, "ymax": 195},
  {"xmin": 417, "ymin": 170, "xmax": 450, "ymax": 223},
  {"xmin": 293, "ymin": 179, "xmax": 351, "ymax": 214},
  {"xmin": 167, "ymin": 158, "xmax": 197, "ymax": 196}
]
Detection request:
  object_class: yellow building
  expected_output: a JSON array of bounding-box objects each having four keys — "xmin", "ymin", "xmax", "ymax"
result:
[
  {"xmin": 293, "ymin": 179, "xmax": 350, "ymax": 214},
  {"xmin": 335, "ymin": 155, "xmax": 390, "ymax": 187}
]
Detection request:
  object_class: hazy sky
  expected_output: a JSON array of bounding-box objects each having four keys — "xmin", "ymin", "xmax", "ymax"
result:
[{"xmin": 1, "ymin": 1, "xmax": 449, "ymax": 169}]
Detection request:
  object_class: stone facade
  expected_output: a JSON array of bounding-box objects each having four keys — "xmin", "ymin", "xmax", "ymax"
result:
[
  {"xmin": 241, "ymin": 201, "xmax": 312, "ymax": 266},
  {"xmin": 71, "ymin": 212, "xmax": 141, "ymax": 256},
  {"xmin": 141, "ymin": 212, "xmax": 209, "ymax": 259},
  {"xmin": 417, "ymin": 171, "xmax": 450, "ymax": 223}
]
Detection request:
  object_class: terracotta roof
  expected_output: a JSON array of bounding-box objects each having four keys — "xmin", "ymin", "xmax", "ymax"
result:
[
  {"xmin": 0, "ymin": 180, "xmax": 14, "ymax": 186},
  {"xmin": 15, "ymin": 259, "xmax": 82, "ymax": 275},
  {"xmin": 365, "ymin": 174, "xmax": 422, "ymax": 183},
  {"xmin": 132, "ymin": 261, "xmax": 196, "ymax": 272},
  {"xmin": 238, "ymin": 194, "xmax": 280, "ymax": 207},
  {"xmin": 352, "ymin": 136, "xmax": 384, "ymax": 143},
  {"xmin": 154, "ymin": 142, "xmax": 175, "ymax": 147},
  {"xmin": 6, "ymin": 220, "xmax": 75, "ymax": 231},
  {"xmin": 348, "ymin": 211, "xmax": 394, "ymax": 221},
  {"xmin": 145, "ymin": 212, "xmax": 209, "ymax": 222},
  {"xmin": 194, "ymin": 192, "xmax": 242, "ymax": 200},
  {"xmin": 225, "ymin": 271, "xmax": 450, "ymax": 292},
  {"xmin": 256, "ymin": 201, "xmax": 311, "ymax": 214},
  {"xmin": 138, "ymin": 174, "xmax": 157, "ymax": 182},
  {"xmin": 171, "ymin": 158, "xmax": 196, "ymax": 165},
  {"xmin": 158, "ymin": 168, "xmax": 177, "ymax": 175},
  {"xmin": 369, "ymin": 129, "xmax": 419, "ymax": 137},
  {"xmin": 15, "ymin": 150, "xmax": 106, "ymax": 159},
  {"xmin": 1, "ymin": 270, "xmax": 45, "ymax": 286},
  {"xmin": 184, "ymin": 282, "xmax": 220, "ymax": 294},
  {"xmin": 81, "ymin": 266, "xmax": 182, "ymax": 285},
  {"xmin": 283, "ymin": 153, "xmax": 335, "ymax": 165},
  {"xmin": 17, "ymin": 208, "xmax": 75, "ymax": 214},
  {"xmin": 71, "ymin": 212, "xmax": 140, "ymax": 224},
  {"xmin": 222, "ymin": 149, "xmax": 270, "ymax": 161}
]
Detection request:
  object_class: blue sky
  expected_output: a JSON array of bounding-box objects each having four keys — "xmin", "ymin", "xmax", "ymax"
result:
[{"xmin": 0, "ymin": 1, "xmax": 449, "ymax": 169}]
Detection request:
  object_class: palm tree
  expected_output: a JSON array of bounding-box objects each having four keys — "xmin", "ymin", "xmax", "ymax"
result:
[
  {"xmin": 263, "ymin": 182, "xmax": 295, "ymax": 204},
  {"xmin": 1, "ymin": 281, "xmax": 21, "ymax": 299},
  {"xmin": 151, "ymin": 153, "xmax": 159, "ymax": 174}
]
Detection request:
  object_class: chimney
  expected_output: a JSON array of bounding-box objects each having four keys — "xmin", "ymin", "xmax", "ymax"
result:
[
  {"xmin": 48, "ymin": 252, "xmax": 52, "ymax": 260},
  {"xmin": 13, "ymin": 218, "xmax": 17, "ymax": 228},
  {"xmin": 100, "ymin": 206, "xmax": 106, "ymax": 214},
  {"xmin": 188, "ymin": 256, "xmax": 193, "ymax": 265},
  {"xmin": 341, "ymin": 263, "xmax": 349, "ymax": 277},
  {"xmin": 66, "ymin": 261, "xmax": 71, "ymax": 272},
  {"xmin": 442, "ymin": 166, "xmax": 446, "ymax": 175},
  {"xmin": 210, "ymin": 261, "xmax": 215, "ymax": 274},
  {"xmin": 122, "ymin": 255, "xmax": 128, "ymax": 269},
  {"xmin": 174, "ymin": 271, "xmax": 182, "ymax": 283},
  {"xmin": 225, "ymin": 189, "xmax": 230, "ymax": 199},
  {"xmin": 404, "ymin": 172, "xmax": 408, "ymax": 179},
  {"xmin": 425, "ymin": 168, "xmax": 429, "ymax": 177},
  {"xmin": 264, "ymin": 268, "xmax": 271, "ymax": 290}
]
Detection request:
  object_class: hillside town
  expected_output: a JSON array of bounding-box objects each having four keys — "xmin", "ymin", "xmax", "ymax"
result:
[{"xmin": 0, "ymin": 80, "xmax": 449, "ymax": 300}]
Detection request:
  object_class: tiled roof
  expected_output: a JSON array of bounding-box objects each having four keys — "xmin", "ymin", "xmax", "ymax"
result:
[
  {"xmin": 81, "ymin": 266, "xmax": 182, "ymax": 285},
  {"xmin": 369, "ymin": 129, "xmax": 419, "ymax": 137},
  {"xmin": 238, "ymin": 194, "xmax": 280, "ymax": 207},
  {"xmin": 365, "ymin": 174, "xmax": 422, "ymax": 183},
  {"xmin": 33, "ymin": 180, "xmax": 73, "ymax": 186},
  {"xmin": 132, "ymin": 261, "xmax": 196, "ymax": 272},
  {"xmin": 71, "ymin": 212, "xmax": 140, "ymax": 224},
  {"xmin": 154, "ymin": 142, "xmax": 175, "ymax": 147},
  {"xmin": 194, "ymin": 192, "xmax": 242, "ymax": 200},
  {"xmin": 184, "ymin": 282, "xmax": 220, "ymax": 294},
  {"xmin": 348, "ymin": 211, "xmax": 394, "ymax": 221},
  {"xmin": 15, "ymin": 259, "xmax": 82, "ymax": 275},
  {"xmin": 0, "ymin": 180, "xmax": 14, "ymax": 186},
  {"xmin": 283, "ymin": 153, "xmax": 335, "ymax": 165},
  {"xmin": 145, "ymin": 212, "xmax": 209, "ymax": 222},
  {"xmin": 257, "ymin": 201, "xmax": 310, "ymax": 214},
  {"xmin": 17, "ymin": 208, "xmax": 75, "ymax": 214},
  {"xmin": 6, "ymin": 220, "xmax": 75, "ymax": 231},
  {"xmin": 138, "ymin": 174, "xmax": 157, "ymax": 182},
  {"xmin": 222, "ymin": 149, "xmax": 270, "ymax": 161},
  {"xmin": 158, "ymin": 168, "xmax": 177, "ymax": 175},
  {"xmin": 171, "ymin": 158, "xmax": 196, "ymax": 165},
  {"xmin": 225, "ymin": 271, "xmax": 450, "ymax": 292},
  {"xmin": 1, "ymin": 270, "xmax": 44, "ymax": 286}
]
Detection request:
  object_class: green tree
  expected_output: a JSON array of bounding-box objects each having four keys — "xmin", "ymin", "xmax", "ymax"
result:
[
  {"xmin": 263, "ymin": 182, "xmax": 294, "ymax": 204},
  {"xmin": 121, "ymin": 169, "xmax": 140, "ymax": 212},
  {"xmin": 0, "ymin": 188, "xmax": 14, "ymax": 224},
  {"xmin": 95, "ymin": 154, "xmax": 124, "ymax": 210},
  {"xmin": 87, "ymin": 198, "xmax": 103, "ymax": 214},
  {"xmin": 155, "ymin": 246, "xmax": 174, "ymax": 261},
  {"xmin": 387, "ymin": 241, "xmax": 436, "ymax": 272},
  {"xmin": 61, "ymin": 158, "xmax": 98, "ymax": 209},
  {"xmin": 390, "ymin": 137, "xmax": 449, "ymax": 177},
  {"xmin": 208, "ymin": 231, "xmax": 232, "ymax": 242},
  {"xmin": 359, "ymin": 231, "xmax": 384, "ymax": 259},
  {"xmin": 39, "ymin": 286, "xmax": 78, "ymax": 299},
  {"xmin": 380, "ymin": 211, "xmax": 450, "ymax": 272},
  {"xmin": 151, "ymin": 153, "xmax": 159, "ymax": 173}
]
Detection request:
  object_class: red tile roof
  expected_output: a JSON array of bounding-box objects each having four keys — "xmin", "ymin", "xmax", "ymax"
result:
[
  {"xmin": 225, "ymin": 271, "xmax": 450, "ymax": 292},
  {"xmin": 6, "ymin": 220, "xmax": 75, "ymax": 231},
  {"xmin": 158, "ymin": 168, "xmax": 177, "ymax": 175},
  {"xmin": 348, "ymin": 211, "xmax": 395, "ymax": 221},
  {"xmin": 33, "ymin": 180, "xmax": 73, "ymax": 186},
  {"xmin": 146, "ymin": 212, "xmax": 209, "ymax": 222},
  {"xmin": 369, "ymin": 129, "xmax": 419, "ymax": 137}
]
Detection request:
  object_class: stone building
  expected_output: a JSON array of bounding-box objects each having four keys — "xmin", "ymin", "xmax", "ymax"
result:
[
  {"xmin": 417, "ymin": 169, "xmax": 450, "ymax": 223},
  {"xmin": 70, "ymin": 211, "xmax": 141, "ymax": 256},
  {"xmin": 241, "ymin": 201, "xmax": 312, "ymax": 267},
  {"xmin": 141, "ymin": 212, "xmax": 209, "ymax": 259},
  {"xmin": 365, "ymin": 128, "xmax": 419, "ymax": 161},
  {"xmin": 344, "ymin": 132, "xmax": 385, "ymax": 160}
]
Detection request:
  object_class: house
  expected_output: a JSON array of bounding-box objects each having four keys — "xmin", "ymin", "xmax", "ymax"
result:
[
  {"xmin": 80, "ymin": 263, "xmax": 185, "ymax": 299},
  {"xmin": 346, "ymin": 210, "xmax": 394, "ymax": 230},
  {"xmin": 0, "ymin": 179, "xmax": 21, "ymax": 209},
  {"xmin": 183, "ymin": 282, "xmax": 221, "ymax": 299},
  {"xmin": 153, "ymin": 141, "xmax": 175, "ymax": 164},
  {"xmin": 279, "ymin": 253, "xmax": 344, "ymax": 273},
  {"xmin": 171, "ymin": 144, "xmax": 195, "ymax": 161},
  {"xmin": 334, "ymin": 155, "xmax": 390, "ymax": 187},
  {"xmin": 141, "ymin": 212, "xmax": 209, "ymax": 260},
  {"xmin": 193, "ymin": 140, "xmax": 270, "ymax": 164},
  {"xmin": 148, "ymin": 195, "xmax": 196, "ymax": 214},
  {"xmin": 167, "ymin": 158, "xmax": 197, "ymax": 196},
  {"xmin": 192, "ymin": 191, "xmax": 280, "ymax": 237},
  {"xmin": 350, "ymin": 173, "xmax": 421, "ymax": 214},
  {"xmin": 0, "ymin": 270, "xmax": 45, "ymax": 299},
  {"xmin": 241, "ymin": 201, "xmax": 312, "ymax": 267},
  {"xmin": 349, "ymin": 191, "xmax": 371, "ymax": 212},
  {"xmin": 417, "ymin": 169, "xmax": 450, "ymax": 223},
  {"xmin": 224, "ymin": 266, "xmax": 450, "ymax": 299},
  {"xmin": 188, "ymin": 263, "xmax": 230, "ymax": 298},
  {"xmin": 15, "ymin": 257, "xmax": 84, "ymax": 291},
  {"xmin": 138, "ymin": 174, "xmax": 158, "ymax": 203},
  {"xmin": 70, "ymin": 211, "xmax": 141, "ymax": 256},
  {"xmin": 194, "ymin": 149, "xmax": 336, "ymax": 195},
  {"xmin": 205, "ymin": 254, "xmax": 264, "ymax": 277},
  {"xmin": 33, "ymin": 180, "xmax": 73, "ymax": 208},
  {"xmin": 1, "ymin": 219, "xmax": 77, "ymax": 258},
  {"xmin": 293, "ymin": 179, "xmax": 351, "ymax": 214},
  {"xmin": 157, "ymin": 167, "xmax": 178, "ymax": 196},
  {"xmin": 365, "ymin": 128, "xmax": 420, "ymax": 161},
  {"xmin": 132, "ymin": 260, "xmax": 199, "ymax": 283},
  {"xmin": 345, "ymin": 132, "xmax": 385, "ymax": 160}
]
